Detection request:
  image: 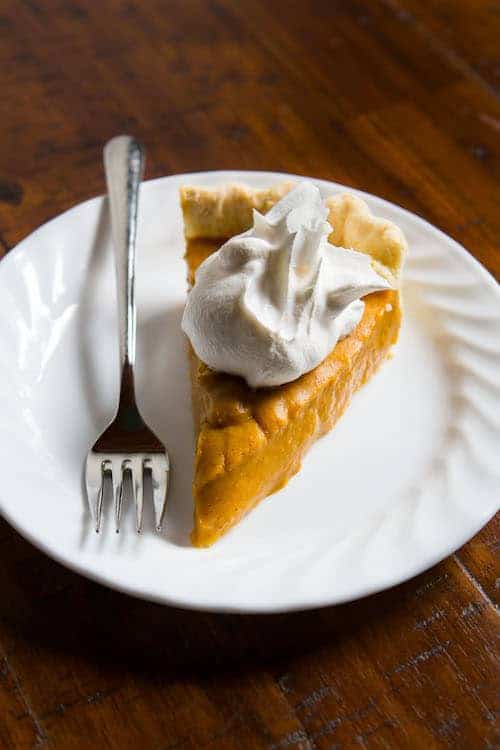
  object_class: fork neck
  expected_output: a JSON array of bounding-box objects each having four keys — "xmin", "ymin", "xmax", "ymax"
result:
[
  {"xmin": 118, "ymin": 360, "xmax": 138, "ymax": 410},
  {"xmin": 114, "ymin": 361, "xmax": 144, "ymax": 431}
]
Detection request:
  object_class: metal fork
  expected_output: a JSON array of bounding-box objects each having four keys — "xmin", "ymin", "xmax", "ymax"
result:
[{"xmin": 85, "ymin": 135, "xmax": 170, "ymax": 534}]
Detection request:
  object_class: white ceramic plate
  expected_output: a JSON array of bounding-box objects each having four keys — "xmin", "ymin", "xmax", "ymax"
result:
[{"xmin": 0, "ymin": 171, "xmax": 499, "ymax": 613}]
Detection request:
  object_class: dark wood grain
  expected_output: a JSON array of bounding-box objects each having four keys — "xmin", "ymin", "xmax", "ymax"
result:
[
  {"xmin": 0, "ymin": 1, "xmax": 498, "ymax": 748},
  {"xmin": 394, "ymin": 0, "xmax": 500, "ymax": 90}
]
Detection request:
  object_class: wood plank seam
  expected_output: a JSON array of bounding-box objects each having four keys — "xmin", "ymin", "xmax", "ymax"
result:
[
  {"xmin": 1, "ymin": 651, "xmax": 48, "ymax": 747},
  {"xmin": 453, "ymin": 554, "xmax": 499, "ymax": 613},
  {"xmin": 380, "ymin": 0, "xmax": 500, "ymax": 100},
  {"xmin": 271, "ymin": 680, "xmax": 319, "ymax": 750},
  {"xmin": 441, "ymin": 620, "xmax": 499, "ymax": 729}
]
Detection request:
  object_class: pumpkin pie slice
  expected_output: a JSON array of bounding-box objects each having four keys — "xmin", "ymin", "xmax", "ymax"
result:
[{"xmin": 180, "ymin": 183, "xmax": 407, "ymax": 547}]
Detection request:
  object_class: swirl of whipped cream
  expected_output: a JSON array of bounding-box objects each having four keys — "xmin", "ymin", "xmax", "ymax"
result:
[{"xmin": 182, "ymin": 181, "xmax": 391, "ymax": 388}]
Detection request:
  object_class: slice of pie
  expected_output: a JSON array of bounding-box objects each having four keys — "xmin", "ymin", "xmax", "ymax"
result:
[{"xmin": 180, "ymin": 183, "xmax": 407, "ymax": 547}]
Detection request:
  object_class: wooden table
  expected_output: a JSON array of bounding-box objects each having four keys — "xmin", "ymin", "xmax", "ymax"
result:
[{"xmin": 0, "ymin": 2, "xmax": 498, "ymax": 748}]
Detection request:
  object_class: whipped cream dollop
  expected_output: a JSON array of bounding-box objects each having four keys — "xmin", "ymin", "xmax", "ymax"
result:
[{"xmin": 182, "ymin": 181, "xmax": 391, "ymax": 388}]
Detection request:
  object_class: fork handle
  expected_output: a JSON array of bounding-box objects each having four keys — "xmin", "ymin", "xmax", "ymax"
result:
[{"xmin": 104, "ymin": 136, "xmax": 145, "ymax": 389}]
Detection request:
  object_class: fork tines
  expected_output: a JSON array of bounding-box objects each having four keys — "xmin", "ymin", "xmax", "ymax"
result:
[{"xmin": 87, "ymin": 453, "xmax": 169, "ymax": 534}]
